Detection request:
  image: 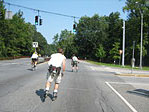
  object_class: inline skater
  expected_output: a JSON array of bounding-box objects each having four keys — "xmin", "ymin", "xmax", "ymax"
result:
[
  {"xmin": 31, "ymin": 52, "xmax": 38, "ymax": 70},
  {"xmin": 44, "ymin": 48, "xmax": 66, "ymax": 101},
  {"xmin": 71, "ymin": 54, "xmax": 79, "ymax": 72}
]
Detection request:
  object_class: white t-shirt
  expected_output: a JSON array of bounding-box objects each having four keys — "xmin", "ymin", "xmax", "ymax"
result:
[
  {"xmin": 48, "ymin": 53, "xmax": 66, "ymax": 67},
  {"xmin": 72, "ymin": 56, "xmax": 78, "ymax": 62},
  {"xmin": 31, "ymin": 54, "xmax": 38, "ymax": 59}
]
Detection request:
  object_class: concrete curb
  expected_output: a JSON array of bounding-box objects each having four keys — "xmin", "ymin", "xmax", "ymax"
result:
[{"xmin": 115, "ymin": 73, "xmax": 149, "ymax": 77}]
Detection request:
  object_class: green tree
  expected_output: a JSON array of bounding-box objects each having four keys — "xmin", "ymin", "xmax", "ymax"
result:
[
  {"xmin": 109, "ymin": 42, "xmax": 120, "ymax": 64},
  {"xmin": 75, "ymin": 14, "xmax": 108, "ymax": 59},
  {"xmin": 104, "ymin": 12, "xmax": 123, "ymax": 62},
  {"xmin": 52, "ymin": 29, "xmax": 77, "ymax": 58},
  {"xmin": 95, "ymin": 44, "xmax": 106, "ymax": 62},
  {"xmin": 123, "ymin": 0, "xmax": 149, "ymax": 65},
  {"xmin": 0, "ymin": 2, "xmax": 51, "ymax": 58},
  {"xmin": 0, "ymin": 1, "xmax": 5, "ymax": 20}
]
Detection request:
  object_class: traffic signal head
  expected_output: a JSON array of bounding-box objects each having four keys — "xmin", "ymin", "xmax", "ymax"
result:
[
  {"xmin": 35, "ymin": 16, "xmax": 38, "ymax": 25},
  {"xmin": 39, "ymin": 19, "xmax": 42, "ymax": 25},
  {"xmin": 73, "ymin": 24, "xmax": 76, "ymax": 29},
  {"xmin": 73, "ymin": 24, "xmax": 76, "ymax": 32}
]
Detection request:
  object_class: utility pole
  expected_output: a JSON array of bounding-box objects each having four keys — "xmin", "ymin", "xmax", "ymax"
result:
[
  {"xmin": 122, "ymin": 20, "xmax": 125, "ymax": 67},
  {"xmin": 135, "ymin": 2, "xmax": 143, "ymax": 69}
]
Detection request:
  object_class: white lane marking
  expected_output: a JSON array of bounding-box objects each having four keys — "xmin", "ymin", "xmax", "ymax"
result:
[{"xmin": 105, "ymin": 82, "xmax": 138, "ymax": 112}]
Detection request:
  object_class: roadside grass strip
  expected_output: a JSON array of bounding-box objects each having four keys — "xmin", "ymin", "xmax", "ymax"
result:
[{"xmin": 105, "ymin": 82, "xmax": 138, "ymax": 112}]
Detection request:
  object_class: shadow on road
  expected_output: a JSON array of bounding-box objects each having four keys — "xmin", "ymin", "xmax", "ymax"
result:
[
  {"xmin": 27, "ymin": 68, "xmax": 33, "ymax": 71},
  {"xmin": 35, "ymin": 89, "xmax": 53, "ymax": 102},
  {"xmin": 127, "ymin": 89, "xmax": 149, "ymax": 98},
  {"xmin": 65, "ymin": 69, "xmax": 73, "ymax": 72}
]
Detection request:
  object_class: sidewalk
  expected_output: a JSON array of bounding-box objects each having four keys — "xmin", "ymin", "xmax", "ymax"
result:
[
  {"xmin": 110, "ymin": 67, "xmax": 149, "ymax": 77},
  {"xmin": 82, "ymin": 60, "xmax": 149, "ymax": 77}
]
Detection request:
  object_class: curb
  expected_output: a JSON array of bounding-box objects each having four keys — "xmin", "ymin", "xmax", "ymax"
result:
[{"xmin": 115, "ymin": 73, "xmax": 149, "ymax": 77}]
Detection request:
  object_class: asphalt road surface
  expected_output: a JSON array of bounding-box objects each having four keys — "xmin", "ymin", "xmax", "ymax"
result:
[{"xmin": 0, "ymin": 58, "xmax": 149, "ymax": 112}]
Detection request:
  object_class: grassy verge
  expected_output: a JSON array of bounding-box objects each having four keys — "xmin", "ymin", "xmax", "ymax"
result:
[{"xmin": 86, "ymin": 60, "xmax": 149, "ymax": 71}]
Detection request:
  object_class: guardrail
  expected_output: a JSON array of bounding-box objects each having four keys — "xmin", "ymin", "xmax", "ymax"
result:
[
  {"xmin": 0, "ymin": 56, "xmax": 50, "ymax": 64},
  {"xmin": 0, "ymin": 56, "xmax": 30, "ymax": 60},
  {"xmin": 37, "ymin": 57, "xmax": 50, "ymax": 64}
]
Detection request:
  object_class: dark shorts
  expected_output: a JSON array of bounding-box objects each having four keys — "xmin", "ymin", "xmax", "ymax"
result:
[
  {"xmin": 72, "ymin": 61, "xmax": 78, "ymax": 67},
  {"xmin": 32, "ymin": 58, "xmax": 37, "ymax": 62}
]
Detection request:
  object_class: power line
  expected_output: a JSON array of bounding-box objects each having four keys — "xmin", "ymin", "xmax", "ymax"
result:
[{"xmin": 4, "ymin": 2, "xmax": 80, "ymax": 19}]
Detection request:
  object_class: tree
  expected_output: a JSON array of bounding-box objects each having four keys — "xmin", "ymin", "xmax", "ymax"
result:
[
  {"xmin": 123, "ymin": 0, "xmax": 149, "ymax": 65},
  {"xmin": 0, "ymin": 1, "xmax": 5, "ymax": 20},
  {"xmin": 52, "ymin": 29, "xmax": 76, "ymax": 58},
  {"xmin": 74, "ymin": 14, "xmax": 108, "ymax": 59},
  {"xmin": 104, "ymin": 12, "xmax": 123, "ymax": 63},
  {"xmin": 95, "ymin": 44, "xmax": 106, "ymax": 62},
  {"xmin": 109, "ymin": 42, "xmax": 120, "ymax": 64}
]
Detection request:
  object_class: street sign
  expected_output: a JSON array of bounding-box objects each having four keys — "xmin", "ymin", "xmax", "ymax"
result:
[
  {"xmin": 119, "ymin": 50, "xmax": 123, "ymax": 55},
  {"xmin": 5, "ymin": 11, "xmax": 13, "ymax": 19},
  {"xmin": 32, "ymin": 42, "xmax": 38, "ymax": 48}
]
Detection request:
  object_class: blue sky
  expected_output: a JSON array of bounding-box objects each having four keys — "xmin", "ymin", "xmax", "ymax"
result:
[{"xmin": 4, "ymin": 0, "xmax": 127, "ymax": 44}]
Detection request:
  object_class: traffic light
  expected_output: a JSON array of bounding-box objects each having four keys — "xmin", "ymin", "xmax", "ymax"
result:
[
  {"xmin": 39, "ymin": 19, "xmax": 42, "ymax": 25},
  {"xmin": 35, "ymin": 16, "xmax": 38, "ymax": 25},
  {"xmin": 73, "ymin": 24, "xmax": 76, "ymax": 32}
]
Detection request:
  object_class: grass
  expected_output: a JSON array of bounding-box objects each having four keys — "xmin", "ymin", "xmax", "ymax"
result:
[{"xmin": 86, "ymin": 60, "xmax": 149, "ymax": 71}]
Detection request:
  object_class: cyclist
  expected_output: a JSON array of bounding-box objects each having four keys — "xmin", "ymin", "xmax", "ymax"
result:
[
  {"xmin": 31, "ymin": 51, "xmax": 38, "ymax": 69},
  {"xmin": 44, "ymin": 48, "xmax": 66, "ymax": 101},
  {"xmin": 71, "ymin": 54, "xmax": 79, "ymax": 72}
]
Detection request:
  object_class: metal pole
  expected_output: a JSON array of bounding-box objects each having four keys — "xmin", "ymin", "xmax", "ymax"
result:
[
  {"xmin": 122, "ymin": 20, "xmax": 125, "ymax": 66},
  {"xmin": 119, "ymin": 53, "xmax": 122, "ymax": 65},
  {"xmin": 135, "ymin": 2, "xmax": 143, "ymax": 69},
  {"xmin": 131, "ymin": 41, "xmax": 135, "ymax": 73},
  {"xmin": 132, "ymin": 41, "xmax": 135, "ymax": 60},
  {"xmin": 140, "ymin": 13, "xmax": 143, "ymax": 69}
]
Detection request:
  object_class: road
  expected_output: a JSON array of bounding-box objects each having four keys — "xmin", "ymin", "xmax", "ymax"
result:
[{"xmin": 0, "ymin": 58, "xmax": 149, "ymax": 112}]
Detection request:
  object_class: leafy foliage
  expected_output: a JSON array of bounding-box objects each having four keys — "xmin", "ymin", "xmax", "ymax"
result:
[
  {"xmin": 109, "ymin": 42, "xmax": 121, "ymax": 64},
  {"xmin": 1, "ymin": 0, "xmax": 149, "ymax": 66},
  {"xmin": 0, "ymin": 3, "xmax": 52, "ymax": 58},
  {"xmin": 95, "ymin": 44, "xmax": 106, "ymax": 62},
  {"xmin": 52, "ymin": 29, "xmax": 76, "ymax": 58}
]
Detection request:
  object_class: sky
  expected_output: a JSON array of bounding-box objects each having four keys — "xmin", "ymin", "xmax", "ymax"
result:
[{"xmin": 4, "ymin": 0, "xmax": 127, "ymax": 44}]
